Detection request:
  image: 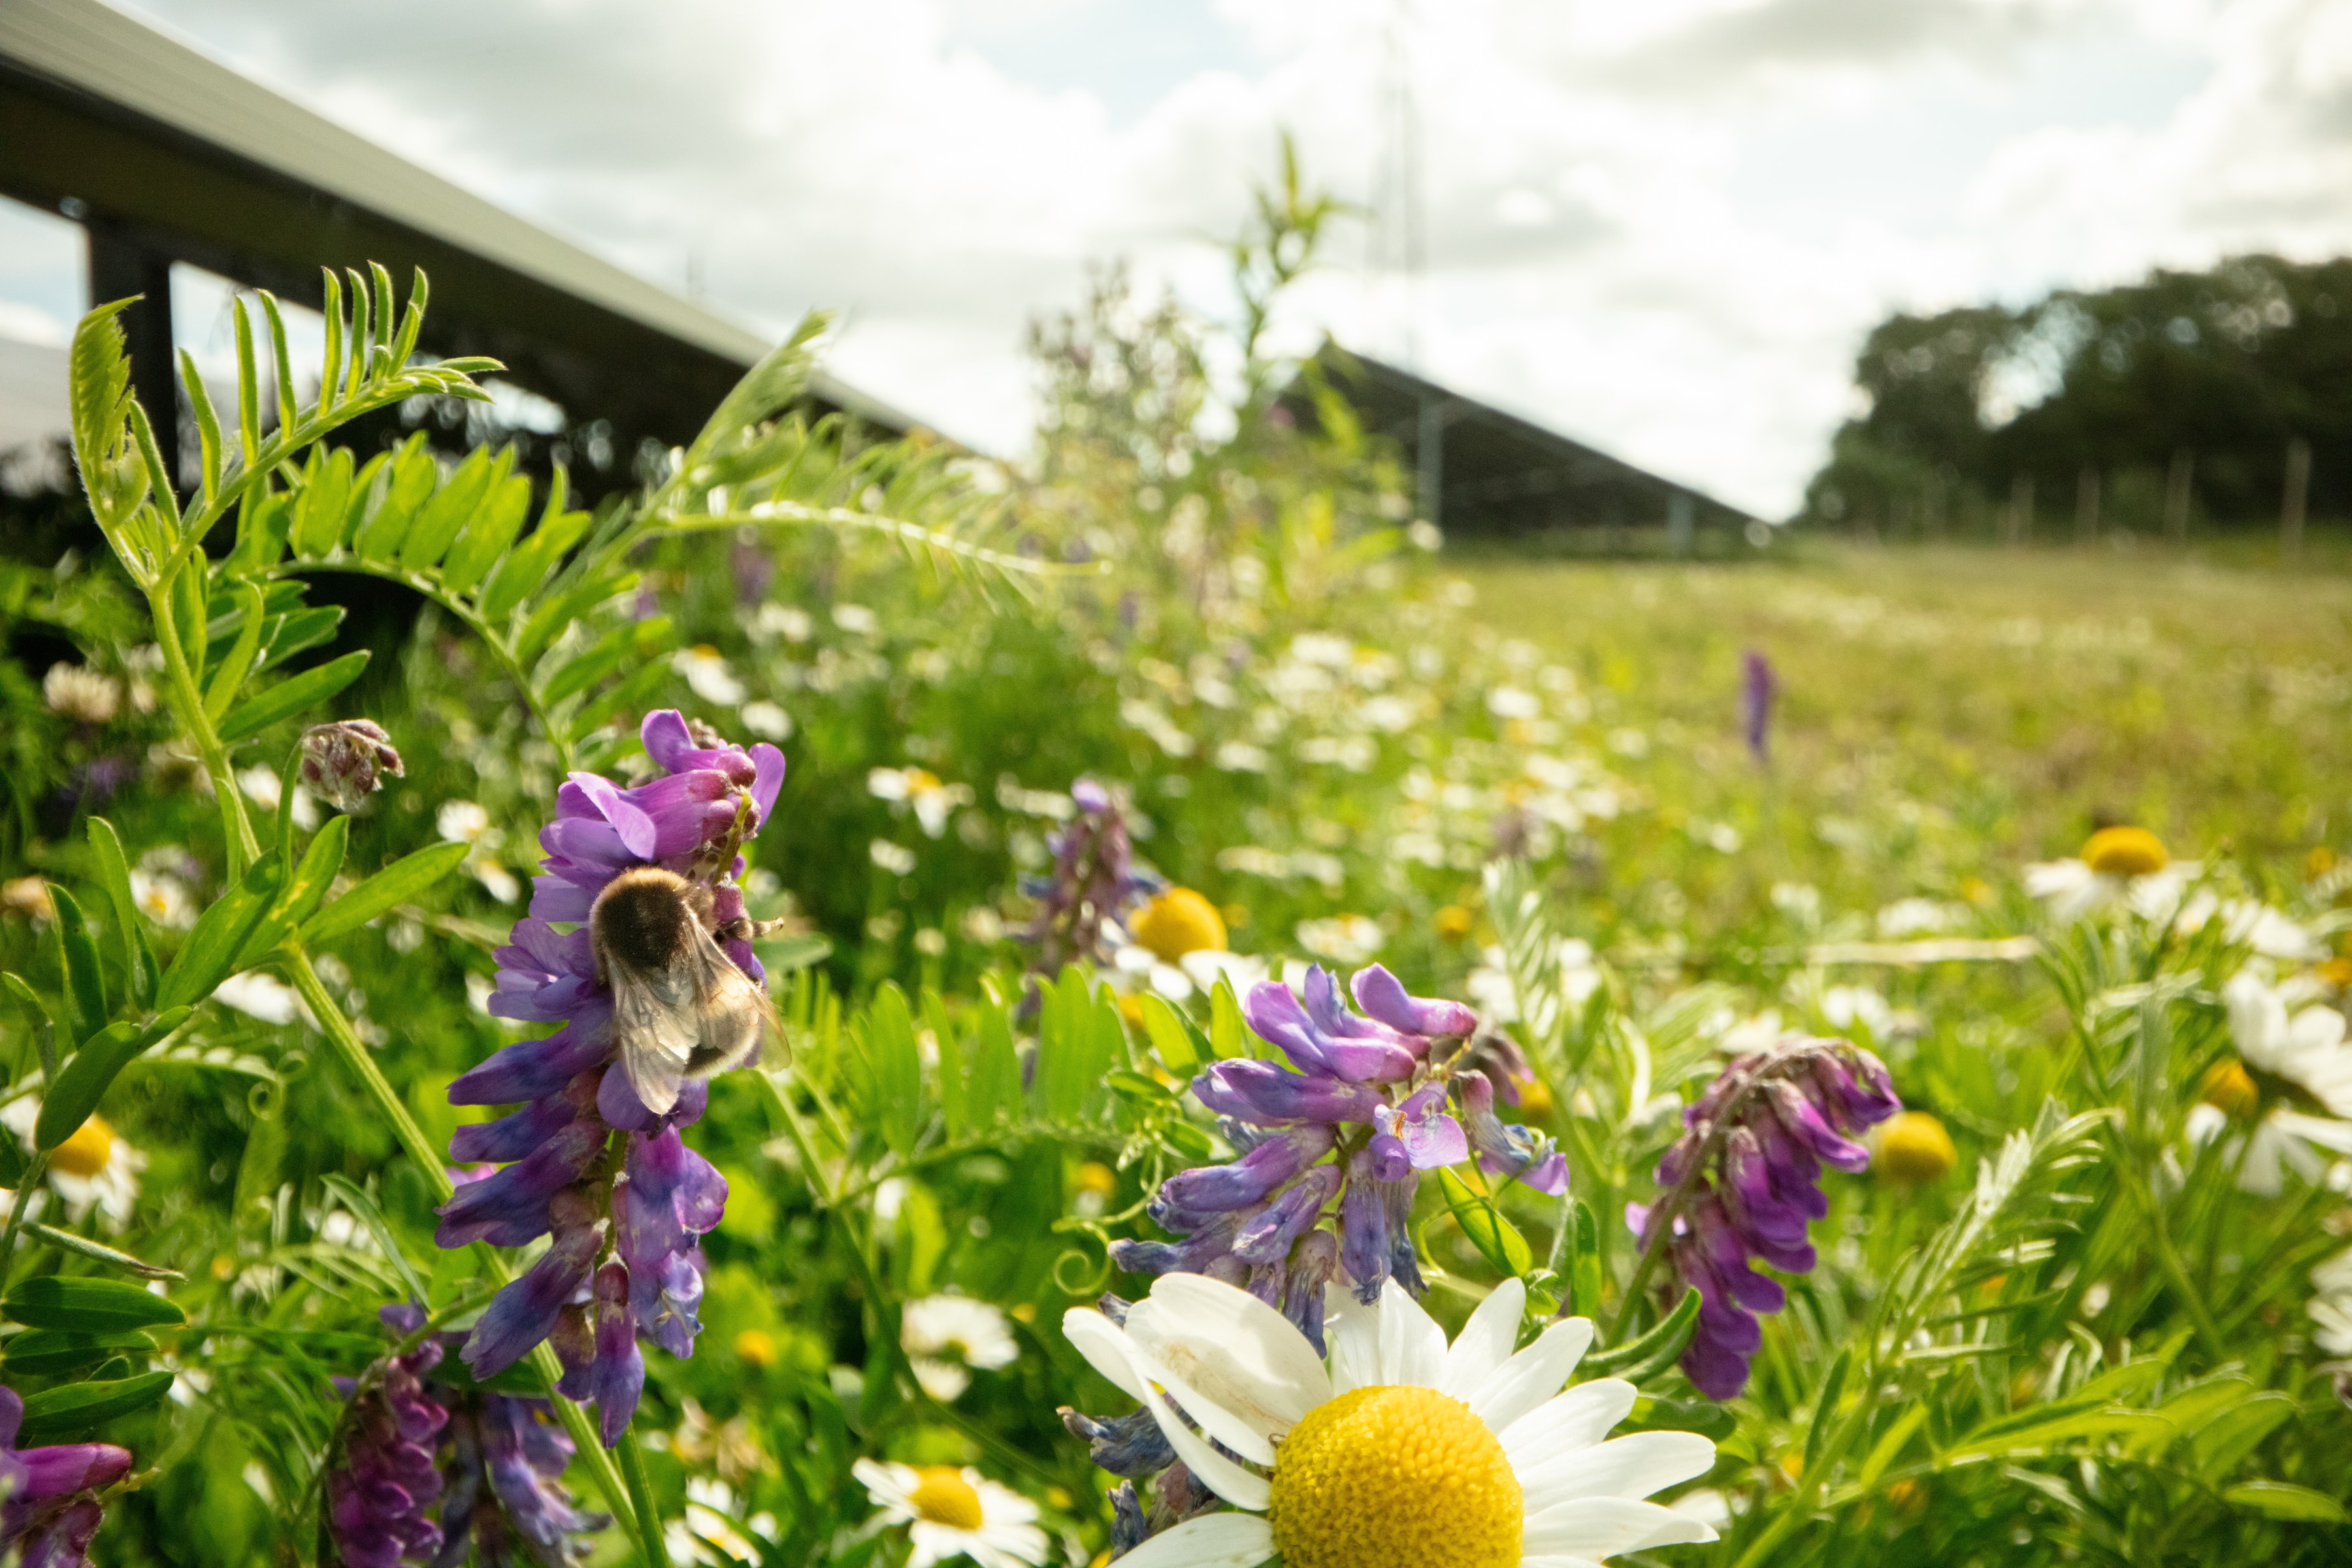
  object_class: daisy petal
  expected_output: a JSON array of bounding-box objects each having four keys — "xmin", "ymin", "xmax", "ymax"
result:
[
  {"xmin": 1517, "ymin": 1430, "xmax": 1718, "ymax": 1511},
  {"xmin": 1376, "ymin": 1277, "xmax": 1448, "ymax": 1388},
  {"xmin": 1440, "ymin": 1278, "xmax": 1526, "ymax": 1400},
  {"xmin": 1109, "ymin": 1511, "xmax": 1277, "ymax": 1568},
  {"xmin": 1062, "ymin": 1309, "xmax": 1147, "ymax": 1402},
  {"xmin": 1523, "ymin": 1496, "xmax": 1719, "ymax": 1558},
  {"xmin": 1111, "ymin": 1333, "xmax": 1272, "ymax": 1511},
  {"xmin": 1499, "ymin": 1377, "xmax": 1638, "ymax": 1460},
  {"xmin": 1325, "ymin": 1284, "xmax": 1380, "ymax": 1394},
  {"xmin": 1126, "ymin": 1274, "xmax": 1331, "ymax": 1444},
  {"xmin": 1520, "ymin": 1558, "xmax": 1609, "ymax": 1568},
  {"xmin": 1472, "ymin": 1318, "xmax": 1597, "ymax": 1433}
]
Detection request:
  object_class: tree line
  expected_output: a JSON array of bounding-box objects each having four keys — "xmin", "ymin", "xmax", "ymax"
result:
[{"xmin": 1805, "ymin": 253, "xmax": 2352, "ymax": 544}]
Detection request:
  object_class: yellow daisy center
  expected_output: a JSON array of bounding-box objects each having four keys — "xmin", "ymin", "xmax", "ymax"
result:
[
  {"xmin": 1130, "ymin": 887, "xmax": 1228, "ymax": 962},
  {"xmin": 49, "ymin": 1115, "xmax": 115, "ymax": 1178},
  {"xmin": 2200, "ymin": 1058, "xmax": 2259, "ymax": 1118},
  {"xmin": 2082, "ymin": 826, "xmax": 2168, "ymax": 877},
  {"xmin": 732, "ymin": 1329, "xmax": 777, "ymax": 1369},
  {"xmin": 1269, "ymin": 1386, "xmax": 1522, "ymax": 1568},
  {"xmin": 908, "ymin": 1468, "xmax": 985, "ymax": 1531},
  {"xmin": 1876, "ymin": 1111, "xmax": 1957, "ymax": 1184},
  {"xmin": 1433, "ymin": 904, "xmax": 1475, "ymax": 941}
]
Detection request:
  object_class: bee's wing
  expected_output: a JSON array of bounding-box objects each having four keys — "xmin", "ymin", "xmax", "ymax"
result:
[
  {"xmin": 610, "ymin": 956, "xmax": 700, "ymax": 1117},
  {"xmin": 679, "ymin": 933, "xmax": 782, "ymax": 1079}
]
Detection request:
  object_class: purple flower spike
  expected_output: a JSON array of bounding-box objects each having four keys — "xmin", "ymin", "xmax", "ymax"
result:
[
  {"xmin": 1740, "ymin": 649, "xmax": 1776, "ymax": 763},
  {"xmin": 1190, "ymin": 1060, "xmax": 1384, "ymax": 1126},
  {"xmin": 440, "ymin": 710, "xmax": 772, "ymax": 1440},
  {"xmin": 1350, "ymin": 964, "xmax": 1477, "ymax": 1041},
  {"xmin": 1243, "ymin": 979, "xmax": 1417, "ymax": 1083},
  {"xmin": 1630, "ymin": 1034, "xmax": 1898, "ymax": 1400}
]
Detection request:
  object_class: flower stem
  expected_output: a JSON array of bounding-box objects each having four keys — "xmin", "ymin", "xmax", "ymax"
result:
[
  {"xmin": 0, "ymin": 1154, "xmax": 52, "ymax": 1292},
  {"xmin": 284, "ymin": 950, "xmax": 448, "ymax": 1195},
  {"xmin": 617, "ymin": 1428, "xmax": 671, "ymax": 1568}
]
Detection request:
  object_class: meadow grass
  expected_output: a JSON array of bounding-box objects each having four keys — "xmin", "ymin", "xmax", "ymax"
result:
[{"xmin": 1457, "ymin": 542, "xmax": 2352, "ymax": 914}]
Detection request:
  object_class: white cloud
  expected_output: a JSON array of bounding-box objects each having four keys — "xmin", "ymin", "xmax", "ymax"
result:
[{"xmin": 78, "ymin": 0, "xmax": 2352, "ymax": 515}]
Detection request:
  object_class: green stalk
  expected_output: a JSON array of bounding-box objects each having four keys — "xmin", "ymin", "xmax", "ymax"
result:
[
  {"xmin": 150, "ymin": 573, "xmax": 261, "ymax": 875},
  {"xmin": 617, "ymin": 1428, "xmax": 672, "ymax": 1568}
]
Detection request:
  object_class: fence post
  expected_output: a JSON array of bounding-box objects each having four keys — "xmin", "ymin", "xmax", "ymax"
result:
[
  {"xmin": 2009, "ymin": 472, "xmax": 2034, "ymax": 547},
  {"xmin": 2165, "ymin": 449, "xmax": 2194, "ymax": 544},
  {"xmin": 2282, "ymin": 435, "xmax": 2311, "ymax": 561}
]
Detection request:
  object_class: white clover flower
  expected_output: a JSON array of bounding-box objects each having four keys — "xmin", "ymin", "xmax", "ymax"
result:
[
  {"xmin": 854, "ymin": 1460, "xmax": 1047, "ymax": 1568},
  {"xmin": 1064, "ymin": 1275, "xmax": 1716, "ymax": 1568},
  {"xmin": 43, "ymin": 662, "xmax": 122, "ymax": 725},
  {"xmin": 0, "ymin": 1099, "xmax": 145, "ymax": 1231}
]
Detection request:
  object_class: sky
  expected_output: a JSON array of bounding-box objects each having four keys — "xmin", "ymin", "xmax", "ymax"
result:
[{"xmin": 9, "ymin": 0, "xmax": 2352, "ymax": 516}]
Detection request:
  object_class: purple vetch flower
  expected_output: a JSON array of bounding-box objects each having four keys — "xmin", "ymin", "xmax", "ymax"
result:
[
  {"xmin": 327, "ymin": 1307, "xmax": 449, "ymax": 1568},
  {"xmin": 438, "ymin": 710, "xmax": 782, "ymax": 1444},
  {"xmin": 1740, "ymin": 649, "xmax": 1777, "ymax": 762},
  {"xmin": 1627, "ymin": 1034, "xmax": 1899, "ymax": 1399},
  {"xmin": 0, "ymin": 1386, "xmax": 132, "ymax": 1568},
  {"xmin": 334, "ymin": 1305, "xmax": 611, "ymax": 1568},
  {"xmin": 1018, "ymin": 779, "xmax": 1156, "ymax": 979}
]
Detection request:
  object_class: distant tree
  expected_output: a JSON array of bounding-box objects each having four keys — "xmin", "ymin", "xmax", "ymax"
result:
[{"xmin": 1805, "ymin": 254, "xmax": 2352, "ymax": 532}]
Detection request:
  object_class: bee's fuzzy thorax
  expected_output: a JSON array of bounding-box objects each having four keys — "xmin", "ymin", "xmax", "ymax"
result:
[{"xmin": 591, "ymin": 867, "xmax": 715, "ymax": 976}]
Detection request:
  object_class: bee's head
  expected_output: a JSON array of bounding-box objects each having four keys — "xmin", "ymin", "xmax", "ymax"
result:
[{"xmin": 591, "ymin": 867, "xmax": 713, "ymax": 971}]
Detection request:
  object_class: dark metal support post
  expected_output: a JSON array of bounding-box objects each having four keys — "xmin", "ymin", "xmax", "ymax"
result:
[
  {"xmin": 1416, "ymin": 392, "xmax": 1445, "ymax": 531},
  {"xmin": 84, "ymin": 225, "xmax": 180, "ymax": 486}
]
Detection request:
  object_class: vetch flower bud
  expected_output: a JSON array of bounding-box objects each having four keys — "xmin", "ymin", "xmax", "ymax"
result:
[{"xmin": 299, "ymin": 719, "xmax": 404, "ymax": 813}]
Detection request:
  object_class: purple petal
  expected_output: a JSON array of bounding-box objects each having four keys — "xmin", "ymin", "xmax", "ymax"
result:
[
  {"xmin": 1350, "ymin": 964, "xmax": 1477, "ymax": 1039},
  {"xmin": 566, "ymin": 773, "xmax": 656, "ymax": 858},
  {"xmin": 750, "ymin": 743, "xmax": 786, "ymax": 824}
]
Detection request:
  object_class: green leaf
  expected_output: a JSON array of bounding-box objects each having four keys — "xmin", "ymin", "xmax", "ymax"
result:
[
  {"xmin": 2223, "ymin": 1481, "xmax": 2349, "ymax": 1523},
  {"xmin": 1804, "ymin": 1347, "xmax": 1852, "ymax": 1475},
  {"xmin": 400, "ymin": 443, "xmax": 497, "ymax": 571},
  {"xmin": 966, "ymin": 984, "xmax": 1019, "ymax": 1129},
  {"xmin": 542, "ymin": 617, "xmax": 667, "ymax": 708},
  {"xmin": 86, "ymin": 819, "xmax": 157, "ymax": 1011},
  {"xmin": 480, "ymin": 506, "xmax": 593, "ymax": 623},
  {"xmin": 1137, "ymin": 994, "xmax": 1203, "ymax": 1077},
  {"xmin": 36, "ymin": 1007, "xmax": 191, "ymax": 1149},
  {"xmin": 2192, "ymin": 1392, "xmax": 2297, "ymax": 1481},
  {"xmin": 751, "ymin": 934, "xmax": 832, "ymax": 974},
  {"xmin": 1567, "ymin": 1201, "xmax": 1603, "ymax": 1322},
  {"xmin": 440, "ymin": 470, "xmax": 533, "ymax": 595},
  {"xmin": 1436, "ymin": 1168, "xmax": 1533, "ymax": 1276},
  {"xmin": 1, "ymin": 973, "xmax": 57, "ymax": 1088},
  {"xmin": 868, "ymin": 983, "xmax": 923, "ymax": 1158},
  {"xmin": 1034, "ymin": 968, "xmax": 1095, "ymax": 1122},
  {"xmin": 235, "ymin": 815, "xmax": 348, "ymax": 966},
  {"xmin": 6, "ymin": 1275, "xmax": 187, "ymax": 1330},
  {"xmin": 69, "ymin": 299, "xmax": 134, "ymax": 487},
  {"xmin": 291, "ymin": 445, "xmax": 355, "ymax": 557},
  {"xmin": 180, "ymin": 346, "xmax": 223, "ymax": 500},
  {"xmin": 1588, "ymin": 1285, "xmax": 1700, "ymax": 1380},
  {"xmin": 23, "ymin": 1223, "xmax": 180, "ymax": 1280},
  {"xmin": 317, "ymin": 1173, "xmax": 430, "ymax": 1307},
  {"xmin": 694, "ymin": 314, "xmax": 827, "ymax": 454},
  {"xmin": 1209, "ymin": 975, "xmax": 1247, "ymax": 1059},
  {"xmin": 353, "ymin": 440, "xmax": 437, "ymax": 560},
  {"xmin": 48, "ymin": 886, "xmax": 109, "ymax": 1047},
  {"xmin": 924, "ymin": 990, "xmax": 967, "ymax": 1140},
  {"xmin": 17, "ymin": 1372, "xmax": 176, "ymax": 1445},
  {"xmin": 514, "ymin": 569, "xmax": 634, "ymax": 670},
  {"xmin": 255, "ymin": 604, "xmax": 346, "ymax": 676},
  {"xmin": 216, "ymin": 649, "xmax": 369, "ymax": 743},
  {"xmin": 203, "ymin": 579, "xmax": 268, "ymax": 721},
  {"xmin": 156, "ymin": 856, "xmax": 286, "ymax": 1011},
  {"xmin": 298, "ymin": 840, "xmax": 470, "ymax": 947},
  {"xmin": 1942, "ymin": 1407, "xmax": 2172, "ymax": 1463},
  {"xmin": 3, "ymin": 1329, "xmax": 157, "ymax": 1378},
  {"xmin": 1859, "ymin": 1404, "xmax": 1931, "ymax": 1490}
]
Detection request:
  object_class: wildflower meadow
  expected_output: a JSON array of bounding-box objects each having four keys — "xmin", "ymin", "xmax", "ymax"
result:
[{"xmin": 1, "ymin": 174, "xmax": 2349, "ymax": 1568}]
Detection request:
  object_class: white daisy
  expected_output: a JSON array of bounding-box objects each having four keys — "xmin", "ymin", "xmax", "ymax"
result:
[
  {"xmin": 128, "ymin": 868, "xmax": 196, "ymax": 930},
  {"xmin": 1296, "ymin": 915, "xmax": 1384, "ymax": 966},
  {"xmin": 2174, "ymin": 896, "xmax": 2324, "ymax": 963},
  {"xmin": 868, "ymin": 767, "xmax": 974, "ymax": 839},
  {"xmin": 2025, "ymin": 826, "xmax": 2194, "ymax": 925},
  {"xmin": 903, "ymin": 1295, "xmax": 1021, "ymax": 1403},
  {"xmin": 853, "ymin": 1460, "xmax": 1049, "ymax": 1568},
  {"xmin": 214, "ymin": 970, "xmax": 310, "ymax": 1027},
  {"xmin": 0, "ymin": 1100, "xmax": 146, "ymax": 1231},
  {"xmin": 2311, "ymin": 1248, "xmax": 2352, "ymax": 1358},
  {"xmin": 2187, "ymin": 973, "xmax": 2352, "ymax": 1195},
  {"xmin": 1062, "ymin": 1273, "xmax": 1716, "ymax": 1568},
  {"xmin": 676, "ymin": 645, "xmax": 748, "ymax": 706}
]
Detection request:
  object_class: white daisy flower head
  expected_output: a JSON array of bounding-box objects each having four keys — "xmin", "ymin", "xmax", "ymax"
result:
[
  {"xmin": 869, "ymin": 767, "xmax": 975, "ymax": 839},
  {"xmin": 2185, "ymin": 971, "xmax": 2352, "ymax": 1195},
  {"xmin": 676, "ymin": 645, "xmax": 748, "ymax": 706},
  {"xmin": 1063, "ymin": 1273, "xmax": 1716, "ymax": 1568},
  {"xmin": 2025, "ymin": 826, "xmax": 2195, "ymax": 924},
  {"xmin": 903, "ymin": 1295, "xmax": 1021, "ymax": 1389},
  {"xmin": 2311, "ymin": 1247, "xmax": 2352, "ymax": 1359},
  {"xmin": 2227, "ymin": 972, "xmax": 2352, "ymax": 1119},
  {"xmin": 0, "ymin": 1100, "xmax": 146, "ymax": 1231},
  {"xmin": 853, "ymin": 1460, "xmax": 1048, "ymax": 1568}
]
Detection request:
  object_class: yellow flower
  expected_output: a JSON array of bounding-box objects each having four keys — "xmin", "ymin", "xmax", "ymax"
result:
[
  {"xmin": 2309, "ymin": 846, "xmax": 2340, "ymax": 880},
  {"xmin": 2320, "ymin": 957, "xmax": 2352, "ymax": 991},
  {"xmin": 1434, "ymin": 905, "xmax": 1475, "ymax": 941},
  {"xmin": 1514, "ymin": 1077, "xmax": 1554, "ymax": 1120},
  {"xmin": 1959, "ymin": 876, "xmax": 1991, "ymax": 906},
  {"xmin": 1131, "ymin": 887, "xmax": 1228, "ymax": 962},
  {"xmin": 1876, "ymin": 1112, "xmax": 1957, "ymax": 1184},
  {"xmin": 1116, "ymin": 993, "xmax": 1148, "ymax": 1031},
  {"xmin": 2199, "ymin": 1058, "xmax": 2259, "ymax": 1118},
  {"xmin": 734, "ymin": 1330, "xmax": 777, "ymax": 1369},
  {"xmin": 1074, "ymin": 1162, "xmax": 1117, "ymax": 1198},
  {"xmin": 2081, "ymin": 826, "xmax": 2168, "ymax": 878}
]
